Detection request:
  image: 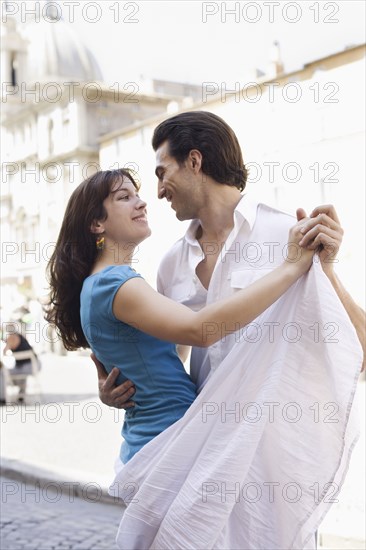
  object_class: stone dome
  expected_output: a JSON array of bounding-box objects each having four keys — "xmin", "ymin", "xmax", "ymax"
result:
[{"xmin": 23, "ymin": 17, "xmax": 103, "ymax": 82}]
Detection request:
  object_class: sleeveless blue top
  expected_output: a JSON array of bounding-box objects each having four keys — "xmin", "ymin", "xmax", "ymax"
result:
[{"xmin": 80, "ymin": 265, "xmax": 197, "ymax": 463}]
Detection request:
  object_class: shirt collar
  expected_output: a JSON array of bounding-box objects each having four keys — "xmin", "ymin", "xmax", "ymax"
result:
[
  {"xmin": 184, "ymin": 193, "xmax": 258, "ymax": 245},
  {"xmin": 234, "ymin": 193, "xmax": 258, "ymax": 230},
  {"xmin": 185, "ymin": 219, "xmax": 201, "ymax": 246}
]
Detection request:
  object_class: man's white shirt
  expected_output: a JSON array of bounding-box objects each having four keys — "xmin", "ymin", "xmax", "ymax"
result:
[{"xmin": 157, "ymin": 194, "xmax": 297, "ymax": 390}]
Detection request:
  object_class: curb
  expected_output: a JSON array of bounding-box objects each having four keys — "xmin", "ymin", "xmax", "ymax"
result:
[
  {"xmin": 0, "ymin": 457, "xmax": 123, "ymax": 508},
  {"xmin": 319, "ymin": 534, "xmax": 366, "ymax": 550}
]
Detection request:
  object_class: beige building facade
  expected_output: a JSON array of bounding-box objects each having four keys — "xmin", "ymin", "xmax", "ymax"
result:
[{"xmin": 0, "ymin": 4, "xmax": 198, "ymax": 327}]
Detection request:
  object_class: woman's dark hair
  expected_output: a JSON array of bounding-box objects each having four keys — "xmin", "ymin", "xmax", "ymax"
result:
[
  {"xmin": 152, "ymin": 111, "xmax": 248, "ymax": 192},
  {"xmin": 45, "ymin": 168, "xmax": 139, "ymax": 351}
]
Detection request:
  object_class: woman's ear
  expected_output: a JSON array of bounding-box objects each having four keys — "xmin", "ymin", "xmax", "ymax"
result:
[{"xmin": 90, "ymin": 219, "xmax": 104, "ymax": 235}]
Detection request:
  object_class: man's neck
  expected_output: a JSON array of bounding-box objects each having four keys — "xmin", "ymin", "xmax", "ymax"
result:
[{"xmin": 195, "ymin": 189, "xmax": 243, "ymax": 243}]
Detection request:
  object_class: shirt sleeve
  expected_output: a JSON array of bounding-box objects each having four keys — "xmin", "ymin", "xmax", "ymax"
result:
[
  {"xmin": 157, "ymin": 245, "xmax": 179, "ymax": 296},
  {"xmin": 96, "ymin": 265, "xmax": 143, "ymax": 321}
]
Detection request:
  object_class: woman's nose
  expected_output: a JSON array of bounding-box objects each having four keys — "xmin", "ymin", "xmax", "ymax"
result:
[{"xmin": 137, "ymin": 197, "xmax": 147, "ymax": 209}]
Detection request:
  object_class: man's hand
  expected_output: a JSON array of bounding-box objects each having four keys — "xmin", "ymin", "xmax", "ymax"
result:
[
  {"xmin": 296, "ymin": 205, "xmax": 343, "ymax": 275},
  {"xmin": 91, "ymin": 353, "xmax": 136, "ymax": 409}
]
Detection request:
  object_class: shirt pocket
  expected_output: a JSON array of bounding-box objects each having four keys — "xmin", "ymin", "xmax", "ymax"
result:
[{"xmin": 229, "ymin": 268, "xmax": 273, "ymax": 289}]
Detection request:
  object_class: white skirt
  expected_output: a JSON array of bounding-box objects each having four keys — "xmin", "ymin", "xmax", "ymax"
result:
[{"xmin": 109, "ymin": 262, "xmax": 362, "ymax": 550}]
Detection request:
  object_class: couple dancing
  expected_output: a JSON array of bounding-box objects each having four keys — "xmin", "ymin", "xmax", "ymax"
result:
[{"xmin": 47, "ymin": 112, "xmax": 364, "ymax": 549}]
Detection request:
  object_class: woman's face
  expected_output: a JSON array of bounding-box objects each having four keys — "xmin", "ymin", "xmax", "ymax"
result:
[{"xmin": 98, "ymin": 177, "xmax": 151, "ymax": 249}]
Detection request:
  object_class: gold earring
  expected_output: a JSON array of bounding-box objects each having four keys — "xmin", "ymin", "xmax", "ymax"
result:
[{"xmin": 96, "ymin": 236, "xmax": 105, "ymax": 250}]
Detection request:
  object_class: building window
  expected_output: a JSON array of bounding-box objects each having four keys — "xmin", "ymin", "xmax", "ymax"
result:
[
  {"xmin": 10, "ymin": 52, "xmax": 18, "ymax": 87},
  {"xmin": 63, "ymin": 119, "xmax": 70, "ymax": 141},
  {"xmin": 61, "ymin": 108, "xmax": 71, "ymax": 143},
  {"xmin": 48, "ymin": 119, "xmax": 54, "ymax": 156},
  {"xmin": 24, "ymin": 123, "xmax": 32, "ymax": 144}
]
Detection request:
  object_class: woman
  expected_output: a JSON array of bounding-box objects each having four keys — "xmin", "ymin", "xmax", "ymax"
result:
[{"xmin": 46, "ymin": 168, "xmax": 313, "ymax": 464}]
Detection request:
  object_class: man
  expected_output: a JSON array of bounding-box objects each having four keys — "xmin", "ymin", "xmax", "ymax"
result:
[
  {"xmin": 94, "ymin": 111, "xmax": 365, "ymax": 405},
  {"xmin": 93, "ymin": 111, "xmax": 364, "ymax": 549}
]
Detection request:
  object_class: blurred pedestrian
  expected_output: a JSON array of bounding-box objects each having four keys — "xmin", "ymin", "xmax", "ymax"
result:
[{"xmin": 2, "ymin": 329, "xmax": 41, "ymax": 402}]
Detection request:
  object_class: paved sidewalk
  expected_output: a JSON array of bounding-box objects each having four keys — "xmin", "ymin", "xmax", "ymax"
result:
[
  {"xmin": 1, "ymin": 352, "xmax": 365, "ymax": 549},
  {"xmin": 1, "ymin": 352, "xmax": 125, "ymax": 493},
  {"xmin": 0, "ymin": 475, "xmax": 121, "ymax": 550}
]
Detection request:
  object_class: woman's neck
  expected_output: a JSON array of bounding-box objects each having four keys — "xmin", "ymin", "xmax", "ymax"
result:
[{"xmin": 90, "ymin": 245, "xmax": 136, "ymax": 275}]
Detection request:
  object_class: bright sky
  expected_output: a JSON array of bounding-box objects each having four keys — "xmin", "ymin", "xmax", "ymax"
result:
[{"xmin": 70, "ymin": 0, "xmax": 366, "ymax": 86}]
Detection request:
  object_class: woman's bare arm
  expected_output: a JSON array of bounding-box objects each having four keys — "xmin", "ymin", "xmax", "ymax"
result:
[{"xmin": 113, "ymin": 258, "xmax": 310, "ymax": 348}]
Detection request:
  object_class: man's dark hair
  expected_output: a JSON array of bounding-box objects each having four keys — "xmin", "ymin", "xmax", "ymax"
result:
[{"xmin": 152, "ymin": 111, "xmax": 248, "ymax": 192}]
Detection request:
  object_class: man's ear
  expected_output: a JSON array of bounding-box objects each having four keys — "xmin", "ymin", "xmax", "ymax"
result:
[
  {"xmin": 188, "ymin": 149, "xmax": 202, "ymax": 173},
  {"xmin": 90, "ymin": 219, "xmax": 105, "ymax": 235}
]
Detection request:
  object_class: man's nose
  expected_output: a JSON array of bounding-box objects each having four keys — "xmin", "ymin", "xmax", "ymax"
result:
[{"xmin": 157, "ymin": 180, "xmax": 165, "ymax": 200}]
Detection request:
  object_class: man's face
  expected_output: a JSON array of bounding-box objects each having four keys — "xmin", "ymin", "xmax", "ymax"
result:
[{"xmin": 155, "ymin": 141, "xmax": 202, "ymax": 221}]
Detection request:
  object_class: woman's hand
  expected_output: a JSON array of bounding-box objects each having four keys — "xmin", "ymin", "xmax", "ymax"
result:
[{"xmin": 296, "ymin": 205, "xmax": 343, "ymax": 275}]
